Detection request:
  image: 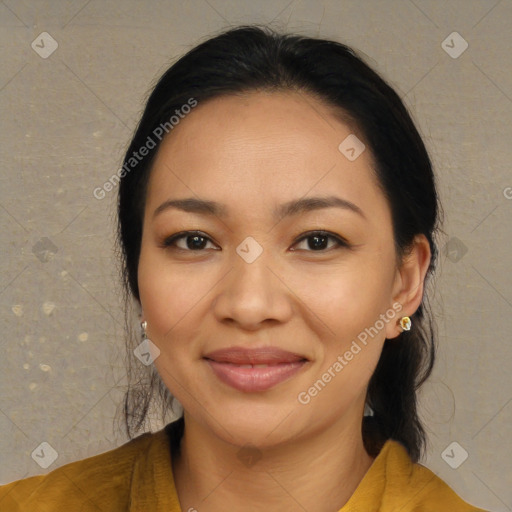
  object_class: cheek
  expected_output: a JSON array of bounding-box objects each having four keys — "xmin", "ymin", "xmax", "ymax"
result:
[
  {"xmin": 295, "ymin": 271, "xmax": 391, "ymax": 413},
  {"xmin": 138, "ymin": 248, "xmax": 190, "ymax": 338},
  {"xmin": 137, "ymin": 246, "xmax": 223, "ymax": 350},
  {"xmin": 291, "ymin": 254, "xmax": 395, "ymax": 386},
  {"xmin": 290, "ymin": 259, "xmax": 394, "ymax": 338},
  {"xmin": 137, "ymin": 250, "xmax": 209, "ymax": 399}
]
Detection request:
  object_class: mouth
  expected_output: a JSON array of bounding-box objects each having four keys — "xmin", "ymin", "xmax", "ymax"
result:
[{"xmin": 203, "ymin": 346, "xmax": 309, "ymax": 392}]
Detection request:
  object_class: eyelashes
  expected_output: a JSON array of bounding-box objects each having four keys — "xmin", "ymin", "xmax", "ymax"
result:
[
  {"xmin": 162, "ymin": 231, "xmax": 217, "ymax": 251},
  {"xmin": 292, "ymin": 231, "xmax": 350, "ymax": 251},
  {"xmin": 161, "ymin": 230, "xmax": 350, "ymax": 253}
]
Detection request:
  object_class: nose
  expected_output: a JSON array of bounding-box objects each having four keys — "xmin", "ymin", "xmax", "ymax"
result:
[{"xmin": 212, "ymin": 246, "xmax": 293, "ymax": 331}]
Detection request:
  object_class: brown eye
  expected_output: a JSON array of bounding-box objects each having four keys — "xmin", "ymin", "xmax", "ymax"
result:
[
  {"xmin": 162, "ymin": 231, "xmax": 217, "ymax": 251},
  {"xmin": 291, "ymin": 231, "xmax": 348, "ymax": 252}
]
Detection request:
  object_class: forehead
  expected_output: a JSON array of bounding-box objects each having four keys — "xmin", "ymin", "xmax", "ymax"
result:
[{"xmin": 145, "ymin": 91, "xmax": 388, "ymax": 225}]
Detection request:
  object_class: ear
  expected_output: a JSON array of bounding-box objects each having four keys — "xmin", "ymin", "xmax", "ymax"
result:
[{"xmin": 385, "ymin": 234, "xmax": 432, "ymax": 340}]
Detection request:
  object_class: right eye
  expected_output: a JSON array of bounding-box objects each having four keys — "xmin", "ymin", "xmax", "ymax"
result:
[{"xmin": 162, "ymin": 231, "xmax": 218, "ymax": 251}]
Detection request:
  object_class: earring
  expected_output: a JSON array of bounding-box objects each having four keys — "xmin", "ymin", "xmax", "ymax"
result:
[
  {"xmin": 136, "ymin": 320, "xmax": 160, "ymax": 365},
  {"xmin": 141, "ymin": 320, "xmax": 148, "ymax": 340},
  {"xmin": 399, "ymin": 316, "xmax": 412, "ymax": 331}
]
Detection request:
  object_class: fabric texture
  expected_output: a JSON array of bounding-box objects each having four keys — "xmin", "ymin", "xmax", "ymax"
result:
[{"xmin": 0, "ymin": 421, "xmax": 488, "ymax": 511}]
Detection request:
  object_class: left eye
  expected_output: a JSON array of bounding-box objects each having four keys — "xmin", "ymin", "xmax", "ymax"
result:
[{"xmin": 291, "ymin": 231, "xmax": 348, "ymax": 252}]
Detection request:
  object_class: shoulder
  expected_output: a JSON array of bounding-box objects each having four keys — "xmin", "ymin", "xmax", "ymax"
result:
[
  {"xmin": 0, "ymin": 429, "xmax": 161, "ymax": 512},
  {"xmin": 378, "ymin": 440, "xmax": 489, "ymax": 512}
]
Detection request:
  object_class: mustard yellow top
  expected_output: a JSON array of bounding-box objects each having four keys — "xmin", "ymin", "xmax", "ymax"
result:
[{"xmin": 0, "ymin": 422, "xmax": 488, "ymax": 511}]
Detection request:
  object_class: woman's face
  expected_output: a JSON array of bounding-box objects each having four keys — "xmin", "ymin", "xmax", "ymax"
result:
[{"xmin": 138, "ymin": 91, "xmax": 407, "ymax": 448}]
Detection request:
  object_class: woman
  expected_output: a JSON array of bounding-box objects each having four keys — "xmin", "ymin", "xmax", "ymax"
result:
[{"xmin": 0, "ymin": 25, "xmax": 489, "ymax": 511}]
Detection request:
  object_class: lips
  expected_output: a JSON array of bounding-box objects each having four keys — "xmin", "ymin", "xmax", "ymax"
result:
[
  {"xmin": 204, "ymin": 346, "xmax": 306, "ymax": 365},
  {"xmin": 204, "ymin": 346, "xmax": 308, "ymax": 392}
]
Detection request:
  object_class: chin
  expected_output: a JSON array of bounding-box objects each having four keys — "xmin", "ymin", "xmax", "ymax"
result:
[
  {"xmin": 213, "ymin": 420, "xmax": 290, "ymax": 450},
  {"xmin": 202, "ymin": 401, "xmax": 305, "ymax": 449}
]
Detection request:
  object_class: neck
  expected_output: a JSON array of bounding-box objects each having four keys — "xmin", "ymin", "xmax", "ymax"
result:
[{"xmin": 172, "ymin": 412, "xmax": 375, "ymax": 512}]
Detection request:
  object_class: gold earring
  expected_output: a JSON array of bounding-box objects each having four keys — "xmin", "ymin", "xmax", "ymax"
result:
[{"xmin": 399, "ymin": 316, "xmax": 411, "ymax": 331}]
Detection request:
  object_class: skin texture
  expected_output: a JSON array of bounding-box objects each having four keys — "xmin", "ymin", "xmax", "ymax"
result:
[{"xmin": 137, "ymin": 91, "xmax": 431, "ymax": 511}]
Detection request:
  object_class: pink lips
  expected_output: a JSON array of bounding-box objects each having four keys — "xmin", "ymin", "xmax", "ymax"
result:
[{"xmin": 204, "ymin": 347, "xmax": 308, "ymax": 393}]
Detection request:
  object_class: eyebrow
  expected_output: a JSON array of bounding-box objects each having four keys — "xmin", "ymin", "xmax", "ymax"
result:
[{"xmin": 153, "ymin": 195, "xmax": 366, "ymax": 221}]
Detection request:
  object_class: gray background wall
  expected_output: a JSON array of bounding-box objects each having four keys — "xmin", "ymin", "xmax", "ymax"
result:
[{"xmin": 1, "ymin": 1, "xmax": 511, "ymax": 510}]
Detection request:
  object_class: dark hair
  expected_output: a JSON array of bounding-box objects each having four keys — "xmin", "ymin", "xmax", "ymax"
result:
[{"xmin": 116, "ymin": 25, "xmax": 440, "ymax": 463}]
